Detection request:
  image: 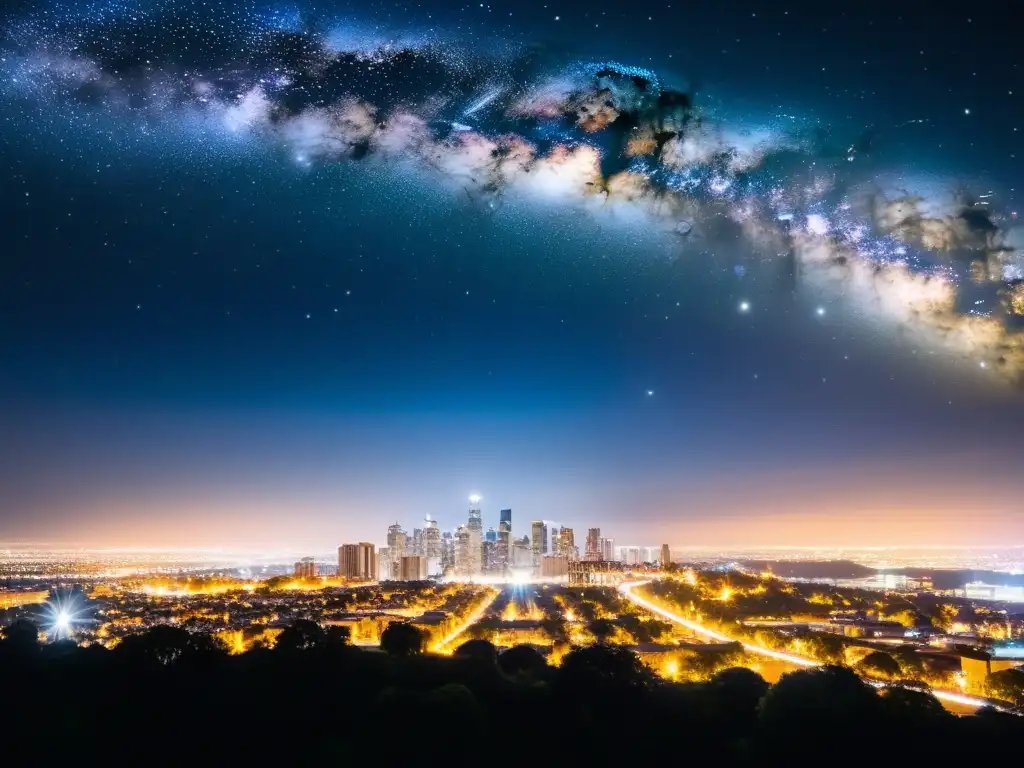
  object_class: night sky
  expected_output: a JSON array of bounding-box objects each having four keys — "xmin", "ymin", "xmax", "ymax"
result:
[{"xmin": 1, "ymin": 0, "xmax": 1021, "ymax": 549}]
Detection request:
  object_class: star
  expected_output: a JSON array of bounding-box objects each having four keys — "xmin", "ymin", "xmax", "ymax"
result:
[{"xmin": 738, "ymin": 300, "xmax": 750, "ymax": 313}]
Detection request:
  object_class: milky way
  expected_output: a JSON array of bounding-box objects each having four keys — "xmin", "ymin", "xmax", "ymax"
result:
[{"xmin": 4, "ymin": 0, "xmax": 1022, "ymax": 384}]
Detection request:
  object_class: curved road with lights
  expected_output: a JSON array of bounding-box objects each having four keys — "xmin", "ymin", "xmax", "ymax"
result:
[{"xmin": 618, "ymin": 580, "xmax": 1010, "ymax": 714}]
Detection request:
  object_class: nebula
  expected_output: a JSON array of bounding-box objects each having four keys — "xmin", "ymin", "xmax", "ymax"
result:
[{"xmin": 3, "ymin": 1, "xmax": 1021, "ymax": 384}]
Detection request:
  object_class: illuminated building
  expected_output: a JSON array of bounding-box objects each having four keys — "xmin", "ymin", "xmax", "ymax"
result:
[
  {"xmin": 338, "ymin": 543, "xmax": 376, "ymax": 580},
  {"xmin": 377, "ymin": 547, "xmax": 394, "ymax": 580},
  {"xmin": 398, "ymin": 555, "xmax": 428, "ymax": 581},
  {"xmin": 294, "ymin": 557, "xmax": 316, "ymax": 579},
  {"xmin": 441, "ymin": 531, "xmax": 455, "ymax": 572},
  {"xmin": 454, "ymin": 525, "xmax": 471, "ymax": 578},
  {"xmin": 619, "ymin": 546, "xmax": 643, "ymax": 566},
  {"xmin": 600, "ymin": 537, "xmax": 614, "ymax": 561},
  {"xmin": 496, "ymin": 508, "xmax": 512, "ymax": 572},
  {"xmin": 660, "ymin": 544, "xmax": 672, "ymax": 568},
  {"xmin": 585, "ymin": 528, "xmax": 601, "ymax": 561},
  {"xmin": 466, "ymin": 495, "xmax": 483, "ymax": 577},
  {"xmin": 555, "ymin": 527, "xmax": 576, "ymax": 560},
  {"xmin": 531, "ymin": 521, "xmax": 548, "ymax": 566},
  {"xmin": 412, "ymin": 528, "xmax": 424, "ymax": 556},
  {"xmin": 540, "ymin": 555, "xmax": 569, "ymax": 579},
  {"xmin": 423, "ymin": 516, "xmax": 442, "ymax": 560},
  {"xmin": 512, "ymin": 536, "xmax": 533, "ymax": 568},
  {"xmin": 387, "ymin": 523, "xmax": 407, "ymax": 572},
  {"xmin": 482, "ymin": 540, "xmax": 496, "ymax": 572}
]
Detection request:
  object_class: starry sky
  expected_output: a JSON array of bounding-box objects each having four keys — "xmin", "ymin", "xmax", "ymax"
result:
[{"xmin": 0, "ymin": 0, "xmax": 1022, "ymax": 550}]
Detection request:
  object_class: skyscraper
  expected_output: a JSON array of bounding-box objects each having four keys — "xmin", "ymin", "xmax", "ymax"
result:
[
  {"xmin": 398, "ymin": 555, "xmax": 427, "ymax": 581},
  {"xmin": 466, "ymin": 495, "xmax": 483, "ymax": 577},
  {"xmin": 557, "ymin": 527, "xmax": 577, "ymax": 560},
  {"xmin": 338, "ymin": 542, "xmax": 377, "ymax": 580},
  {"xmin": 387, "ymin": 523, "xmax": 407, "ymax": 573},
  {"xmin": 585, "ymin": 528, "xmax": 601, "ymax": 561},
  {"xmin": 497, "ymin": 508, "xmax": 512, "ymax": 572},
  {"xmin": 660, "ymin": 544, "xmax": 672, "ymax": 568},
  {"xmin": 294, "ymin": 557, "xmax": 316, "ymax": 579},
  {"xmin": 600, "ymin": 537, "xmax": 614, "ymax": 561},
  {"xmin": 423, "ymin": 516, "xmax": 442, "ymax": 576},
  {"xmin": 531, "ymin": 521, "xmax": 548, "ymax": 565},
  {"xmin": 454, "ymin": 525, "xmax": 471, "ymax": 578},
  {"xmin": 441, "ymin": 531, "xmax": 455, "ymax": 572}
]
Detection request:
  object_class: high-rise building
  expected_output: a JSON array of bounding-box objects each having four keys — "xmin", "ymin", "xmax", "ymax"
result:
[
  {"xmin": 531, "ymin": 521, "xmax": 548, "ymax": 565},
  {"xmin": 600, "ymin": 537, "xmax": 615, "ymax": 561},
  {"xmin": 412, "ymin": 528, "xmax": 424, "ymax": 557},
  {"xmin": 585, "ymin": 528, "xmax": 601, "ymax": 561},
  {"xmin": 423, "ymin": 516, "xmax": 442, "ymax": 576},
  {"xmin": 454, "ymin": 525, "xmax": 471, "ymax": 578},
  {"xmin": 398, "ymin": 555, "xmax": 428, "ymax": 581},
  {"xmin": 387, "ymin": 522, "xmax": 407, "ymax": 573},
  {"xmin": 512, "ymin": 535, "xmax": 532, "ymax": 568},
  {"xmin": 338, "ymin": 543, "xmax": 376, "ymax": 580},
  {"xmin": 660, "ymin": 544, "xmax": 672, "ymax": 568},
  {"xmin": 466, "ymin": 495, "xmax": 483, "ymax": 577},
  {"xmin": 497, "ymin": 508, "xmax": 512, "ymax": 572},
  {"xmin": 377, "ymin": 547, "xmax": 393, "ymax": 580},
  {"xmin": 441, "ymin": 531, "xmax": 455, "ymax": 572},
  {"xmin": 556, "ymin": 527, "xmax": 577, "ymax": 560},
  {"xmin": 294, "ymin": 557, "xmax": 316, "ymax": 579}
]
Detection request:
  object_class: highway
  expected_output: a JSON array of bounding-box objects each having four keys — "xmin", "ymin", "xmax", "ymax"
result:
[
  {"xmin": 431, "ymin": 587, "xmax": 500, "ymax": 654},
  {"xmin": 618, "ymin": 580, "xmax": 1009, "ymax": 714}
]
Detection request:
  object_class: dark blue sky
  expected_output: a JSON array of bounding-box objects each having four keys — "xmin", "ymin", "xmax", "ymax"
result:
[{"xmin": 0, "ymin": 0, "xmax": 1021, "ymax": 548}]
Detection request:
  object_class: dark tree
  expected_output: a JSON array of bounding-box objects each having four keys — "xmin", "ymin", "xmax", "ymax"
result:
[
  {"xmin": 1, "ymin": 619, "xmax": 40, "ymax": 654},
  {"xmin": 116, "ymin": 624, "xmax": 224, "ymax": 665},
  {"xmin": 454, "ymin": 638, "xmax": 498, "ymax": 665},
  {"xmin": 557, "ymin": 644, "xmax": 652, "ymax": 694},
  {"xmin": 588, "ymin": 618, "xmax": 615, "ymax": 643},
  {"xmin": 497, "ymin": 644, "xmax": 549, "ymax": 678},
  {"xmin": 857, "ymin": 650, "xmax": 902, "ymax": 680},
  {"xmin": 986, "ymin": 668, "xmax": 1024, "ymax": 706},
  {"xmin": 379, "ymin": 622, "xmax": 426, "ymax": 656},
  {"xmin": 275, "ymin": 619, "xmax": 327, "ymax": 652}
]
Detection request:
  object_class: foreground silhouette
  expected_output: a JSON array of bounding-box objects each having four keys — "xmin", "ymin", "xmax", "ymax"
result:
[{"xmin": 1, "ymin": 621, "xmax": 1021, "ymax": 765}]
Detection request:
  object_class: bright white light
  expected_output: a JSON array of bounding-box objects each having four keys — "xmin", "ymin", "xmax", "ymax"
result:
[
  {"xmin": 739, "ymin": 301, "xmax": 750, "ymax": 313},
  {"xmin": 816, "ymin": 306, "xmax": 826, "ymax": 316},
  {"xmin": 468, "ymin": 494, "xmax": 482, "ymax": 504},
  {"xmin": 646, "ymin": 389, "xmax": 654, "ymax": 396},
  {"xmin": 55, "ymin": 612, "xmax": 71, "ymax": 631},
  {"xmin": 806, "ymin": 214, "xmax": 830, "ymax": 235}
]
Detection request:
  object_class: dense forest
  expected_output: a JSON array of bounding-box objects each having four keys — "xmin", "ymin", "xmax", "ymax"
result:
[{"xmin": 2, "ymin": 618, "xmax": 1022, "ymax": 765}]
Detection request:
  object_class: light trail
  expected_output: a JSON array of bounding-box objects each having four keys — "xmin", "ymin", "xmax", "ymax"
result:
[
  {"xmin": 619, "ymin": 580, "xmax": 1012, "ymax": 714},
  {"xmin": 431, "ymin": 588, "xmax": 500, "ymax": 654}
]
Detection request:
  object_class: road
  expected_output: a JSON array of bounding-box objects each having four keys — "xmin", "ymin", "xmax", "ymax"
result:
[
  {"xmin": 618, "ymin": 580, "xmax": 1007, "ymax": 714},
  {"xmin": 431, "ymin": 587, "xmax": 500, "ymax": 654}
]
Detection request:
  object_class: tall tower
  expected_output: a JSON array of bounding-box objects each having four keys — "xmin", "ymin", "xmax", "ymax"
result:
[
  {"xmin": 586, "ymin": 528, "xmax": 601, "ymax": 561},
  {"xmin": 660, "ymin": 544, "xmax": 671, "ymax": 569},
  {"xmin": 423, "ymin": 515, "xmax": 442, "ymax": 576},
  {"xmin": 387, "ymin": 523, "xmax": 407, "ymax": 572},
  {"xmin": 497, "ymin": 508, "xmax": 512, "ymax": 573},
  {"xmin": 466, "ymin": 495, "xmax": 483, "ymax": 577},
  {"xmin": 531, "ymin": 521, "xmax": 548, "ymax": 566}
]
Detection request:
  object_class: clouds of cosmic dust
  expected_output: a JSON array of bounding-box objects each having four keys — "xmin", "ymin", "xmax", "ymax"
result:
[{"xmin": 3, "ymin": 0, "xmax": 1022, "ymax": 384}]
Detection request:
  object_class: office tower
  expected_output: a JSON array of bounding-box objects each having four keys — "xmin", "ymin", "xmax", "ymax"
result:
[
  {"xmin": 454, "ymin": 525, "xmax": 471, "ymax": 578},
  {"xmin": 482, "ymin": 540, "xmax": 495, "ymax": 572},
  {"xmin": 387, "ymin": 523, "xmax": 407, "ymax": 573},
  {"xmin": 585, "ymin": 528, "xmax": 601, "ymax": 561},
  {"xmin": 660, "ymin": 544, "xmax": 672, "ymax": 568},
  {"xmin": 412, "ymin": 528, "xmax": 424, "ymax": 557},
  {"xmin": 339, "ymin": 543, "xmax": 376, "ymax": 580},
  {"xmin": 441, "ymin": 531, "xmax": 455, "ymax": 571},
  {"xmin": 600, "ymin": 537, "xmax": 614, "ymax": 561},
  {"xmin": 618, "ymin": 546, "xmax": 642, "ymax": 566},
  {"xmin": 377, "ymin": 547, "xmax": 393, "ymax": 580},
  {"xmin": 512, "ymin": 536, "xmax": 533, "ymax": 568},
  {"xmin": 294, "ymin": 557, "xmax": 316, "ymax": 579},
  {"xmin": 423, "ymin": 516, "xmax": 442, "ymax": 576},
  {"xmin": 531, "ymin": 521, "xmax": 548, "ymax": 565},
  {"xmin": 557, "ymin": 527, "xmax": 576, "ymax": 559},
  {"xmin": 466, "ymin": 495, "xmax": 483, "ymax": 576},
  {"xmin": 398, "ymin": 555, "xmax": 428, "ymax": 581},
  {"xmin": 497, "ymin": 508, "xmax": 512, "ymax": 572}
]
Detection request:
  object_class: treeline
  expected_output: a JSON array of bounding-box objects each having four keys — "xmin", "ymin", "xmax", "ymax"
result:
[{"xmin": 1, "ymin": 619, "xmax": 1022, "ymax": 765}]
